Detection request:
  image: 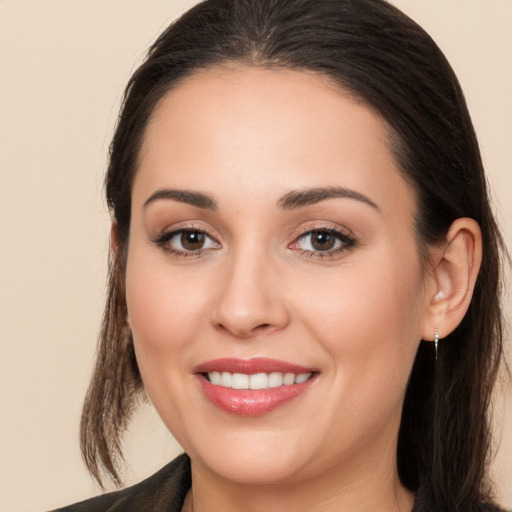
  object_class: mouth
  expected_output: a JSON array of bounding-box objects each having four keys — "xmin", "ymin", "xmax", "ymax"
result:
[
  {"xmin": 203, "ymin": 371, "xmax": 313, "ymax": 389},
  {"xmin": 194, "ymin": 358, "xmax": 318, "ymax": 416}
]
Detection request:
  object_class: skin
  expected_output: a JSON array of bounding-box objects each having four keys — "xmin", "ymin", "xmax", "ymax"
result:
[{"xmin": 123, "ymin": 66, "xmax": 481, "ymax": 512}]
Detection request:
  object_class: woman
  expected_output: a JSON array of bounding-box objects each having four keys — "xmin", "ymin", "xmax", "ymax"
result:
[{"xmin": 53, "ymin": 0, "xmax": 508, "ymax": 510}]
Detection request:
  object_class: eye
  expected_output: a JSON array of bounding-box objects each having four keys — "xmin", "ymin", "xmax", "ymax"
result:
[
  {"xmin": 153, "ymin": 228, "xmax": 220, "ymax": 256},
  {"xmin": 290, "ymin": 228, "xmax": 356, "ymax": 258},
  {"xmin": 299, "ymin": 230, "xmax": 339, "ymax": 251}
]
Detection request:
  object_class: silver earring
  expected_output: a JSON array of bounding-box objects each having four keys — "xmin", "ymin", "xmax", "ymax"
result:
[{"xmin": 434, "ymin": 328, "xmax": 439, "ymax": 360}]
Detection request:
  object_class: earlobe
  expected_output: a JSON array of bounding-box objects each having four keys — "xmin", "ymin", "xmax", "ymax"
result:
[{"xmin": 421, "ymin": 218, "xmax": 482, "ymax": 342}]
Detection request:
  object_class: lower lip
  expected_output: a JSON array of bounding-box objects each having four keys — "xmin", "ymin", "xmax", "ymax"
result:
[{"xmin": 197, "ymin": 374, "xmax": 317, "ymax": 416}]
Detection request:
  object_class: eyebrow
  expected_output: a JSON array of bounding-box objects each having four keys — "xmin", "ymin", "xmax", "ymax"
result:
[
  {"xmin": 143, "ymin": 189, "xmax": 217, "ymax": 210},
  {"xmin": 277, "ymin": 186, "xmax": 380, "ymax": 211},
  {"xmin": 143, "ymin": 186, "xmax": 378, "ymax": 212}
]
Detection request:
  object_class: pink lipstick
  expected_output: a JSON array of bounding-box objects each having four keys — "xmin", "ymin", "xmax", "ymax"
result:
[{"xmin": 194, "ymin": 358, "xmax": 318, "ymax": 416}]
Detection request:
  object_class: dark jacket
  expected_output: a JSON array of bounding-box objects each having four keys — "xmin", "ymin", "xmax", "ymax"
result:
[
  {"xmin": 51, "ymin": 455, "xmax": 191, "ymax": 512},
  {"xmin": 50, "ymin": 454, "xmax": 507, "ymax": 512}
]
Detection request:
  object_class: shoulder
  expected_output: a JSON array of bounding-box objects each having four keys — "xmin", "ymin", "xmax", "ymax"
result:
[{"xmin": 49, "ymin": 453, "xmax": 191, "ymax": 512}]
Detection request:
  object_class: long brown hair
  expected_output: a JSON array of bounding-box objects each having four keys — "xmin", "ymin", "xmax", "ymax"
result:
[{"xmin": 80, "ymin": 1, "xmax": 507, "ymax": 508}]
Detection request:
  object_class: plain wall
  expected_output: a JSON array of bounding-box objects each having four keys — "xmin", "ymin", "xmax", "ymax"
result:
[{"xmin": 1, "ymin": 1, "xmax": 510, "ymax": 511}]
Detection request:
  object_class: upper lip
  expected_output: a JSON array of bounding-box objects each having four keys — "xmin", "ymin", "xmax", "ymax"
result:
[{"xmin": 194, "ymin": 357, "xmax": 317, "ymax": 374}]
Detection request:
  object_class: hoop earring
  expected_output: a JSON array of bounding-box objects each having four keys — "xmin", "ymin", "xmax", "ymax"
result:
[{"xmin": 434, "ymin": 328, "xmax": 439, "ymax": 361}]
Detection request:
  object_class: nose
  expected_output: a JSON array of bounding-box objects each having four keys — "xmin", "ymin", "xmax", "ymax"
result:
[{"xmin": 211, "ymin": 248, "xmax": 290, "ymax": 339}]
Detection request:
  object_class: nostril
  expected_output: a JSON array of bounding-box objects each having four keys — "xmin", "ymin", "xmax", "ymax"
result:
[
  {"xmin": 215, "ymin": 323, "xmax": 229, "ymax": 333},
  {"xmin": 253, "ymin": 323, "xmax": 271, "ymax": 332}
]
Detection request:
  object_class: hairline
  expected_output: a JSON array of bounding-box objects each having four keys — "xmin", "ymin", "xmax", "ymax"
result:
[{"xmin": 126, "ymin": 61, "xmax": 435, "ymax": 268}]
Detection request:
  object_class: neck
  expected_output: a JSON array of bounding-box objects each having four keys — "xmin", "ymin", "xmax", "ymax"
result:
[{"xmin": 183, "ymin": 445, "xmax": 414, "ymax": 512}]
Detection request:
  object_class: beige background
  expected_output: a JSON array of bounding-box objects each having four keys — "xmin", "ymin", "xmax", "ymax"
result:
[{"xmin": 0, "ymin": 1, "xmax": 510, "ymax": 511}]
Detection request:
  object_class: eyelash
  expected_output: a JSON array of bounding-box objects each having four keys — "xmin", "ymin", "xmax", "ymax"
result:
[
  {"xmin": 289, "ymin": 227, "xmax": 357, "ymax": 260},
  {"xmin": 151, "ymin": 226, "xmax": 220, "ymax": 259},
  {"xmin": 151, "ymin": 225, "xmax": 357, "ymax": 260}
]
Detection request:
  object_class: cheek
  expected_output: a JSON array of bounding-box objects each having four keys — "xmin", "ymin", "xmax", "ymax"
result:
[
  {"xmin": 295, "ymin": 244, "xmax": 425, "ymax": 386},
  {"xmin": 301, "ymin": 254, "xmax": 426, "ymax": 451},
  {"xmin": 124, "ymin": 247, "xmax": 212, "ymax": 372}
]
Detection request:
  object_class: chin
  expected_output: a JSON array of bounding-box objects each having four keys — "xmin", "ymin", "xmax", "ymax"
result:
[
  {"xmin": 196, "ymin": 450, "xmax": 312, "ymax": 485},
  {"xmin": 179, "ymin": 426, "xmax": 318, "ymax": 485}
]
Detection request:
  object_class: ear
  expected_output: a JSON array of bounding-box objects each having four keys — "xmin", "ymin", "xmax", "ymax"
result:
[{"xmin": 421, "ymin": 218, "xmax": 482, "ymax": 342}]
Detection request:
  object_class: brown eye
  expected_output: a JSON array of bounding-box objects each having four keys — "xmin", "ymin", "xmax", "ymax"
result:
[
  {"xmin": 153, "ymin": 228, "xmax": 220, "ymax": 255},
  {"xmin": 290, "ymin": 227, "xmax": 356, "ymax": 257},
  {"xmin": 309, "ymin": 230, "xmax": 336, "ymax": 251},
  {"xmin": 181, "ymin": 231, "xmax": 206, "ymax": 250}
]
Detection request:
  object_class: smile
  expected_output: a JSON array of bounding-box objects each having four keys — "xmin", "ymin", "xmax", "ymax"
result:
[
  {"xmin": 195, "ymin": 358, "xmax": 318, "ymax": 416},
  {"xmin": 206, "ymin": 371, "xmax": 313, "ymax": 389}
]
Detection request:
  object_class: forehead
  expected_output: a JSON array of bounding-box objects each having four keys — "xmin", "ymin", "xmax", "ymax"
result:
[{"xmin": 135, "ymin": 66, "xmax": 415, "ymax": 220}]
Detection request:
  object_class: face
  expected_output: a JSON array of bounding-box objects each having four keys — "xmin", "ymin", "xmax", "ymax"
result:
[{"xmin": 125, "ymin": 67, "xmax": 431, "ymax": 486}]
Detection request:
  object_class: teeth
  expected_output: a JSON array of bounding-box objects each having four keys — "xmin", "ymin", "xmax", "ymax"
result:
[
  {"xmin": 283, "ymin": 372, "xmax": 295, "ymax": 385},
  {"xmin": 231, "ymin": 373, "xmax": 249, "ymax": 389},
  {"xmin": 210, "ymin": 371, "xmax": 221, "ymax": 385},
  {"xmin": 295, "ymin": 373, "xmax": 310, "ymax": 384},
  {"xmin": 207, "ymin": 371, "xmax": 312, "ymax": 389},
  {"xmin": 221, "ymin": 372, "xmax": 232, "ymax": 387},
  {"xmin": 268, "ymin": 372, "xmax": 283, "ymax": 388},
  {"xmin": 249, "ymin": 373, "xmax": 268, "ymax": 390}
]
